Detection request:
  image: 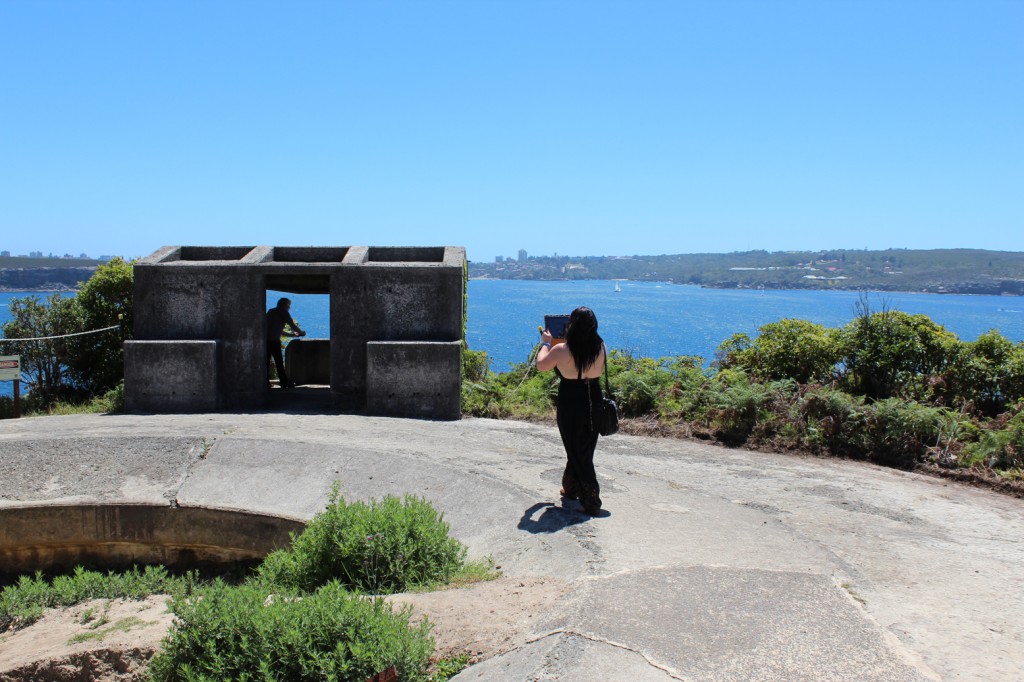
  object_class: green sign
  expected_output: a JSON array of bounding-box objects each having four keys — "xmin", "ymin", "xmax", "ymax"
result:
[{"xmin": 0, "ymin": 355, "xmax": 20, "ymax": 381}]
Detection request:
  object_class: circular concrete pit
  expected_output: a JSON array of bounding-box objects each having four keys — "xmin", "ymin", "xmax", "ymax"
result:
[{"xmin": 0, "ymin": 504, "xmax": 305, "ymax": 576}]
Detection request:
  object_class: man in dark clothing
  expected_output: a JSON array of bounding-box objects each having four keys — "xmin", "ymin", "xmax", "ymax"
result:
[{"xmin": 266, "ymin": 297, "xmax": 305, "ymax": 388}]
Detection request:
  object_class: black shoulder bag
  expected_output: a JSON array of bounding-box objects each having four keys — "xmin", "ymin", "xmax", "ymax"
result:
[{"xmin": 598, "ymin": 348, "xmax": 619, "ymax": 436}]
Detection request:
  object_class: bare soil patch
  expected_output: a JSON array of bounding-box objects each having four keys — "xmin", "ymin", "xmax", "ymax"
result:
[{"xmin": 0, "ymin": 596, "xmax": 172, "ymax": 682}]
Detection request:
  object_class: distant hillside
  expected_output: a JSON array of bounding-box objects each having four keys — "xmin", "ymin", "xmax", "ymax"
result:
[
  {"xmin": 470, "ymin": 249, "xmax": 1024, "ymax": 296},
  {"xmin": 0, "ymin": 257, "xmax": 104, "ymax": 292},
  {"xmin": 0, "ymin": 256, "xmax": 106, "ymax": 269}
]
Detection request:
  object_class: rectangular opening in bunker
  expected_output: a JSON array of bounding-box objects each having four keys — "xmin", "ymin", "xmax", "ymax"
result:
[
  {"xmin": 367, "ymin": 246, "xmax": 445, "ymax": 263},
  {"xmin": 264, "ymin": 276, "xmax": 331, "ymax": 394},
  {"xmin": 272, "ymin": 247, "xmax": 349, "ymax": 263},
  {"xmin": 178, "ymin": 246, "xmax": 255, "ymax": 261}
]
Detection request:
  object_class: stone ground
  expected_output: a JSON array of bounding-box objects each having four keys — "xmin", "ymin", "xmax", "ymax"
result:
[{"xmin": 1, "ymin": 413, "xmax": 1022, "ymax": 681}]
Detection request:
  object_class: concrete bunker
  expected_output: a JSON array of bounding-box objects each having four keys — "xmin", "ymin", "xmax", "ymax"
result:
[
  {"xmin": 0, "ymin": 504, "xmax": 305, "ymax": 577},
  {"xmin": 124, "ymin": 245, "xmax": 465, "ymax": 418}
]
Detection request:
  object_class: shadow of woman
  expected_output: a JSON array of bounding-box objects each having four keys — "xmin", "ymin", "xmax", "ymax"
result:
[{"xmin": 517, "ymin": 501, "xmax": 608, "ymax": 534}]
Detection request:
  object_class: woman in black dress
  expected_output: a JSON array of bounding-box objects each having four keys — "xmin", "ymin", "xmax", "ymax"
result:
[{"xmin": 536, "ymin": 306, "xmax": 606, "ymax": 516}]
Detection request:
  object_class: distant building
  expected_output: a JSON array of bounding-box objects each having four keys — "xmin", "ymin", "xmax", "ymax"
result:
[
  {"xmin": 518, "ymin": 249, "xmax": 527, "ymax": 263},
  {"xmin": 495, "ymin": 256, "xmax": 503, "ymax": 263},
  {"xmin": 29, "ymin": 251, "xmax": 43, "ymax": 258},
  {"xmin": 0, "ymin": 250, "xmax": 10, "ymax": 257}
]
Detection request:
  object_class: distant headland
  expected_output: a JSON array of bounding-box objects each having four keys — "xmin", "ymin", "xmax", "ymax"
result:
[
  {"xmin": 0, "ymin": 255, "xmax": 112, "ymax": 292},
  {"xmin": 471, "ymin": 248, "xmax": 1024, "ymax": 296}
]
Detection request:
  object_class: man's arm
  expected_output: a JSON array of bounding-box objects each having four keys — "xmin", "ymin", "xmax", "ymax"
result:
[{"xmin": 285, "ymin": 313, "xmax": 305, "ymax": 337}]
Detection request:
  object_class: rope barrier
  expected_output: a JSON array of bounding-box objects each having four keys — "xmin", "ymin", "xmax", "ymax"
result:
[{"xmin": 0, "ymin": 324, "xmax": 121, "ymax": 343}]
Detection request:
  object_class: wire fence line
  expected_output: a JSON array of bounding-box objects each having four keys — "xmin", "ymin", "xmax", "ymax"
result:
[{"xmin": 0, "ymin": 324, "xmax": 122, "ymax": 343}]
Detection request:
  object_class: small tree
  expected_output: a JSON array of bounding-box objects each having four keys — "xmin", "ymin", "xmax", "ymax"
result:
[
  {"xmin": 65, "ymin": 257, "xmax": 133, "ymax": 394},
  {"xmin": 0, "ymin": 294, "xmax": 82, "ymax": 404}
]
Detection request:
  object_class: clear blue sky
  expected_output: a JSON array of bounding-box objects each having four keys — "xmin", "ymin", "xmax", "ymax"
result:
[{"xmin": 1, "ymin": 1, "xmax": 1021, "ymax": 262}]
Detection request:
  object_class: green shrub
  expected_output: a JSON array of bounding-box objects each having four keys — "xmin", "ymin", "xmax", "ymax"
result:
[
  {"xmin": 65, "ymin": 257, "xmax": 134, "ymax": 395},
  {"xmin": 713, "ymin": 333, "xmax": 752, "ymax": 370},
  {"xmin": 943, "ymin": 331, "xmax": 1024, "ymax": 415},
  {"xmin": 462, "ymin": 349, "xmax": 489, "ymax": 383},
  {"xmin": 747, "ymin": 319, "xmax": 841, "ymax": 384},
  {"xmin": 461, "ymin": 359, "xmax": 558, "ymax": 420},
  {"xmin": 613, "ymin": 371, "xmax": 658, "ymax": 417},
  {"xmin": 841, "ymin": 307, "xmax": 959, "ymax": 401},
  {"xmin": 798, "ymin": 387, "xmax": 869, "ymax": 457},
  {"xmin": 865, "ymin": 399, "xmax": 950, "ymax": 469},
  {"xmin": 0, "ymin": 565, "xmax": 196, "ymax": 631},
  {"xmin": 962, "ymin": 410, "xmax": 1024, "ymax": 470},
  {"xmin": 257, "ymin": 490, "xmax": 467, "ymax": 594},
  {"xmin": 703, "ymin": 371, "xmax": 781, "ymax": 444},
  {"xmin": 148, "ymin": 580, "xmax": 435, "ymax": 682}
]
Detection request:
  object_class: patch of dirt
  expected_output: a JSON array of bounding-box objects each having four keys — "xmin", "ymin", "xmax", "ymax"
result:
[
  {"xmin": 0, "ymin": 576, "xmax": 570, "ymax": 680},
  {"xmin": 916, "ymin": 463, "xmax": 1024, "ymax": 498},
  {"xmin": 0, "ymin": 596, "xmax": 172, "ymax": 682},
  {"xmin": 386, "ymin": 575, "xmax": 570, "ymax": 663}
]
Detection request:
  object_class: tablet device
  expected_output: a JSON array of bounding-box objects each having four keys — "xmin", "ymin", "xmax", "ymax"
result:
[{"xmin": 544, "ymin": 314, "xmax": 571, "ymax": 343}]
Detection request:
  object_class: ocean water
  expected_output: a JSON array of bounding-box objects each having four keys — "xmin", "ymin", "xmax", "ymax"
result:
[{"xmin": 4, "ymin": 284, "xmax": 1024, "ymax": 396}]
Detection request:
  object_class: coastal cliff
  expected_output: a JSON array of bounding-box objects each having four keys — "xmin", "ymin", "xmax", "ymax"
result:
[{"xmin": 0, "ymin": 266, "xmax": 95, "ymax": 292}]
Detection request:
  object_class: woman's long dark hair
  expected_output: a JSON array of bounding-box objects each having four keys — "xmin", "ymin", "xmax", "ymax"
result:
[{"xmin": 565, "ymin": 306, "xmax": 603, "ymax": 375}]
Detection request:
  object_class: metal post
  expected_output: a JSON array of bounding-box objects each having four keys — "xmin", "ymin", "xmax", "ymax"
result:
[{"xmin": 13, "ymin": 379, "xmax": 20, "ymax": 418}]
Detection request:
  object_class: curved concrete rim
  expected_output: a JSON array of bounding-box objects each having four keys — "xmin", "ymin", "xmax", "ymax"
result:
[
  {"xmin": 1, "ymin": 412, "xmax": 1022, "ymax": 681},
  {"xmin": 0, "ymin": 503, "xmax": 306, "ymax": 576}
]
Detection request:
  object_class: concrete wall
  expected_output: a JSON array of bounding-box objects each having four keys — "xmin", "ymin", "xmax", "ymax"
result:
[
  {"xmin": 133, "ymin": 246, "xmax": 268, "ymax": 408},
  {"xmin": 366, "ymin": 341, "xmax": 462, "ymax": 420},
  {"xmin": 330, "ymin": 246, "xmax": 464, "ymax": 409},
  {"xmin": 285, "ymin": 338, "xmax": 330, "ymax": 386},
  {"xmin": 124, "ymin": 340, "xmax": 218, "ymax": 412}
]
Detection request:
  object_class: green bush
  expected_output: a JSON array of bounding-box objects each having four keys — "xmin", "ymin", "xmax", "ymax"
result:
[
  {"xmin": 462, "ymin": 349, "xmax": 489, "ymax": 383},
  {"xmin": 257, "ymin": 490, "xmax": 467, "ymax": 594},
  {"xmin": 461, "ymin": 359, "xmax": 558, "ymax": 420},
  {"xmin": 798, "ymin": 387, "xmax": 869, "ymax": 457},
  {"xmin": 943, "ymin": 331, "xmax": 1024, "ymax": 415},
  {"xmin": 148, "ymin": 580, "xmax": 435, "ymax": 682},
  {"xmin": 703, "ymin": 371, "xmax": 780, "ymax": 444},
  {"xmin": 962, "ymin": 409, "xmax": 1024, "ymax": 470},
  {"xmin": 713, "ymin": 332, "xmax": 752, "ymax": 370},
  {"xmin": 0, "ymin": 565, "xmax": 197, "ymax": 631},
  {"xmin": 613, "ymin": 370, "xmax": 659, "ymax": 416},
  {"xmin": 865, "ymin": 399, "xmax": 950, "ymax": 469},
  {"xmin": 841, "ymin": 307, "xmax": 959, "ymax": 401},
  {"xmin": 64, "ymin": 257, "xmax": 134, "ymax": 395},
  {"xmin": 746, "ymin": 319, "xmax": 841, "ymax": 384}
]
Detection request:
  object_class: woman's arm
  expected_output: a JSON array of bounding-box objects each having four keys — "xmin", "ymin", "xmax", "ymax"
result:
[{"xmin": 536, "ymin": 329, "xmax": 563, "ymax": 372}]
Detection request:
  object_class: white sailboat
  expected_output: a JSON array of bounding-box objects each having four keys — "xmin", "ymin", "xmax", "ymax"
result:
[{"xmin": 614, "ymin": 281, "xmax": 622, "ymax": 293}]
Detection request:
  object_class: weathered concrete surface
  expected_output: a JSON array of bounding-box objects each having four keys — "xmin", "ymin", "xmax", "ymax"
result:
[
  {"xmin": 124, "ymin": 341, "xmax": 219, "ymax": 412},
  {"xmin": 366, "ymin": 340, "xmax": 462, "ymax": 419},
  {"xmin": 1, "ymin": 413, "xmax": 1022, "ymax": 681}
]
